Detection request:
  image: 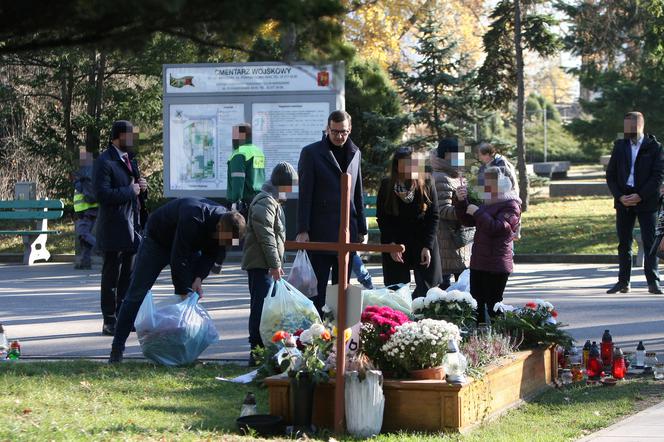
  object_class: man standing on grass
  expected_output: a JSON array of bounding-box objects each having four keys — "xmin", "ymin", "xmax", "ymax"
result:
[{"xmin": 606, "ymin": 112, "xmax": 664, "ymax": 294}]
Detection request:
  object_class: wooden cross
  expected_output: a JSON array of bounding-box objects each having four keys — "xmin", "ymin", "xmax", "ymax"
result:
[{"xmin": 285, "ymin": 173, "xmax": 404, "ymax": 434}]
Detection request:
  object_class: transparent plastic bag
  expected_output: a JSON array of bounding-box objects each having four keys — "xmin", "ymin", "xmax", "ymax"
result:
[
  {"xmin": 135, "ymin": 291, "xmax": 219, "ymax": 366},
  {"xmin": 448, "ymin": 269, "xmax": 470, "ymax": 293},
  {"xmin": 287, "ymin": 250, "xmax": 318, "ymax": 298},
  {"xmin": 259, "ymin": 279, "xmax": 321, "ymax": 346},
  {"xmin": 361, "ymin": 283, "xmax": 412, "ymax": 314}
]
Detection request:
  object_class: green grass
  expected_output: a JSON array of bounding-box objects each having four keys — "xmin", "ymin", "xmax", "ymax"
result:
[
  {"xmin": 0, "ymin": 197, "xmax": 621, "ymax": 256},
  {"xmin": 0, "ymin": 218, "xmax": 75, "ymax": 254},
  {"xmin": 518, "ymin": 197, "xmax": 617, "ymax": 255},
  {"xmin": 1, "ymin": 361, "xmax": 263, "ymax": 441},
  {"xmin": 2, "ymin": 361, "xmax": 663, "ymax": 441}
]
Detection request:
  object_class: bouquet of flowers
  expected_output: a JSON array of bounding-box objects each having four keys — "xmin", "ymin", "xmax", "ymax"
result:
[
  {"xmin": 492, "ymin": 299, "xmax": 573, "ymax": 350},
  {"xmin": 359, "ymin": 305, "xmax": 411, "ymax": 372},
  {"xmin": 271, "ymin": 323, "xmax": 334, "ymax": 383},
  {"xmin": 413, "ymin": 287, "xmax": 477, "ymax": 328},
  {"xmin": 381, "ymin": 319, "xmax": 461, "ymax": 372}
]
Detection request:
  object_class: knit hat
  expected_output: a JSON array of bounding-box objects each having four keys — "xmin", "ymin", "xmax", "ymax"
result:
[
  {"xmin": 270, "ymin": 162, "xmax": 297, "ymax": 187},
  {"xmin": 110, "ymin": 120, "xmax": 134, "ymax": 140},
  {"xmin": 437, "ymin": 137, "xmax": 459, "ymax": 158}
]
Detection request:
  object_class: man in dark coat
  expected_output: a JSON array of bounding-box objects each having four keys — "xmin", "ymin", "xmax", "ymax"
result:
[
  {"xmin": 606, "ymin": 112, "xmax": 664, "ymax": 294},
  {"xmin": 108, "ymin": 197, "xmax": 246, "ymax": 363},
  {"xmin": 93, "ymin": 120, "xmax": 148, "ymax": 336},
  {"xmin": 296, "ymin": 110, "xmax": 368, "ymax": 311}
]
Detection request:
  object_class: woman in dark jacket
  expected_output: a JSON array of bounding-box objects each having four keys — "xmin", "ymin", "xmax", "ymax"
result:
[
  {"xmin": 455, "ymin": 166, "xmax": 521, "ymax": 322},
  {"xmin": 377, "ymin": 147, "xmax": 442, "ymax": 297}
]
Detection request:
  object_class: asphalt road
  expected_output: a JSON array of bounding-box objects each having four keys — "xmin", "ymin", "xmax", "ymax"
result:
[{"xmin": 1, "ymin": 261, "xmax": 663, "ymax": 362}]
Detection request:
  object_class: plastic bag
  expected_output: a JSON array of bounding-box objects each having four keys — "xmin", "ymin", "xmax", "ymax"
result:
[
  {"xmin": 287, "ymin": 250, "xmax": 318, "ymax": 298},
  {"xmin": 361, "ymin": 284, "xmax": 412, "ymax": 314},
  {"xmin": 345, "ymin": 370, "xmax": 385, "ymax": 437},
  {"xmin": 135, "ymin": 291, "xmax": 219, "ymax": 366},
  {"xmin": 259, "ymin": 279, "xmax": 321, "ymax": 346},
  {"xmin": 448, "ymin": 269, "xmax": 470, "ymax": 293}
]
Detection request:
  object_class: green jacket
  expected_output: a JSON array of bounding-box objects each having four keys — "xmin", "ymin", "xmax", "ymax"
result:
[
  {"xmin": 241, "ymin": 184, "xmax": 286, "ymax": 270},
  {"xmin": 227, "ymin": 143, "xmax": 265, "ymax": 203}
]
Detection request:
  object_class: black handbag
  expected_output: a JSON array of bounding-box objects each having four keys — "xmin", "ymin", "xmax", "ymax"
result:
[{"xmin": 448, "ymin": 223, "xmax": 475, "ymax": 248}]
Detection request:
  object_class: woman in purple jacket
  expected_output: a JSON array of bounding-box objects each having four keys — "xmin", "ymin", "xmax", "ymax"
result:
[{"xmin": 455, "ymin": 166, "xmax": 521, "ymax": 322}]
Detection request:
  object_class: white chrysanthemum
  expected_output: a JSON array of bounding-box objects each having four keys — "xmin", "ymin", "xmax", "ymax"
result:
[
  {"xmin": 493, "ymin": 302, "xmax": 516, "ymax": 313},
  {"xmin": 412, "ymin": 297, "xmax": 425, "ymax": 311},
  {"xmin": 309, "ymin": 323, "xmax": 325, "ymax": 336},
  {"xmin": 534, "ymin": 299, "xmax": 552, "ymax": 309}
]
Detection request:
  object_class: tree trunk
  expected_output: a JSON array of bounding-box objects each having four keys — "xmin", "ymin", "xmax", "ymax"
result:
[
  {"xmin": 61, "ymin": 64, "xmax": 76, "ymax": 168},
  {"xmin": 85, "ymin": 50, "xmax": 106, "ymax": 154},
  {"xmin": 514, "ymin": 0, "xmax": 529, "ymax": 211}
]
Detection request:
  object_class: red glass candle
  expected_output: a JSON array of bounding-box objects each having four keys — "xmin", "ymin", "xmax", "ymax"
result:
[
  {"xmin": 612, "ymin": 347, "xmax": 626, "ymax": 380},
  {"xmin": 586, "ymin": 356, "xmax": 603, "ymax": 379},
  {"xmin": 612, "ymin": 357, "xmax": 626, "ymax": 379},
  {"xmin": 601, "ymin": 329, "xmax": 613, "ymax": 368}
]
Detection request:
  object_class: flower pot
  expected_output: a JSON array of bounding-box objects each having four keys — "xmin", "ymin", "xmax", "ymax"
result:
[
  {"xmin": 289, "ymin": 373, "xmax": 316, "ymax": 431},
  {"xmin": 345, "ymin": 370, "xmax": 385, "ymax": 437},
  {"xmin": 409, "ymin": 366, "xmax": 445, "ymax": 380}
]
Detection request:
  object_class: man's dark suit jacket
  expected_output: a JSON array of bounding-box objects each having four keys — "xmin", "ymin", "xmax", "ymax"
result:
[
  {"xmin": 606, "ymin": 134, "xmax": 664, "ymax": 212},
  {"xmin": 93, "ymin": 144, "xmax": 142, "ymax": 252},
  {"xmin": 297, "ymin": 135, "xmax": 368, "ymax": 244}
]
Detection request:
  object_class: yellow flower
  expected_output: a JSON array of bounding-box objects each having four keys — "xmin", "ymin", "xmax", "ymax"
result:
[{"xmin": 332, "ymin": 326, "xmax": 353, "ymax": 343}]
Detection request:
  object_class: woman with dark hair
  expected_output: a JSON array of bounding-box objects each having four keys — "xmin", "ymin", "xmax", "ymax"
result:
[{"xmin": 377, "ymin": 147, "xmax": 442, "ymax": 297}]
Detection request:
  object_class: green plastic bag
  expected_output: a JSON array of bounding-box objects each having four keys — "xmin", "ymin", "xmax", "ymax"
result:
[{"xmin": 361, "ymin": 284, "xmax": 412, "ymax": 314}]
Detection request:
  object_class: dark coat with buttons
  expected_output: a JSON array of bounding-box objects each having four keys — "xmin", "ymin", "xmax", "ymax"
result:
[
  {"xmin": 93, "ymin": 145, "xmax": 142, "ymax": 252},
  {"xmin": 297, "ymin": 135, "xmax": 367, "ymax": 244}
]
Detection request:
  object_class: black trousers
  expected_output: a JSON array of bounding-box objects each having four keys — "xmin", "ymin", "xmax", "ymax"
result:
[
  {"xmin": 381, "ymin": 246, "xmax": 443, "ymax": 298},
  {"xmin": 470, "ymin": 269, "xmax": 509, "ymax": 323},
  {"xmin": 309, "ymin": 253, "xmax": 352, "ymax": 313},
  {"xmin": 100, "ymin": 250, "xmax": 135, "ymax": 324},
  {"xmin": 246, "ymin": 268, "xmax": 275, "ymax": 349},
  {"xmin": 616, "ymin": 207, "xmax": 659, "ymax": 285}
]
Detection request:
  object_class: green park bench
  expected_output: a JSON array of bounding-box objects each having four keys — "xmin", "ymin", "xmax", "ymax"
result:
[{"xmin": 0, "ymin": 199, "xmax": 64, "ymax": 265}]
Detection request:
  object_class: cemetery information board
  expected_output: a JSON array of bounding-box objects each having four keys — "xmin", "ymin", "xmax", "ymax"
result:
[{"xmin": 163, "ymin": 62, "xmax": 344, "ymax": 198}]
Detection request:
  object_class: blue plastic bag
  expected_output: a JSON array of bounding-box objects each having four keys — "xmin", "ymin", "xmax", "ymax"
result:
[{"xmin": 135, "ymin": 291, "xmax": 219, "ymax": 366}]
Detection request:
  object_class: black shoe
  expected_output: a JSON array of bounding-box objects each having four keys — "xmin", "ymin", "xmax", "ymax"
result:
[
  {"xmin": 649, "ymin": 284, "xmax": 663, "ymax": 294},
  {"xmin": 108, "ymin": 349, "xmax": 123, "ymax": 364},
  {"xmin": 102, "ymin": 323, "xmax": 116, "ymax": 336},
  {"xmin": 606, "ymin": 282, "xmax": 630, "ymax": 294}
]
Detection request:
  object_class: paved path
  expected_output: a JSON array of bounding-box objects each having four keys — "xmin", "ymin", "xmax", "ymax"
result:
[
  {"xmin": 1, "ymin": 261, "xmax": 664, "ymax": 363},
  {"xmin": 576, "ymin": 401, "xmax": 664, "ymax": 441}
]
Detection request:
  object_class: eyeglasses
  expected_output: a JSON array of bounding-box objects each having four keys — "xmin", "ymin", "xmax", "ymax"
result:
[{"xmin": 329, "ymin": 129, "xmax": 350, "ymax": 136}]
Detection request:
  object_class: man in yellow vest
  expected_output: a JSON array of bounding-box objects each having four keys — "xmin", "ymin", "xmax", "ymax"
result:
[
  {"xmin": 227, "ymin": 123, "xmax": 265, "ymax": 217},
  {"xmin": 73, "ymin": 148, "xmax": 99, "ymax": 270}
]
